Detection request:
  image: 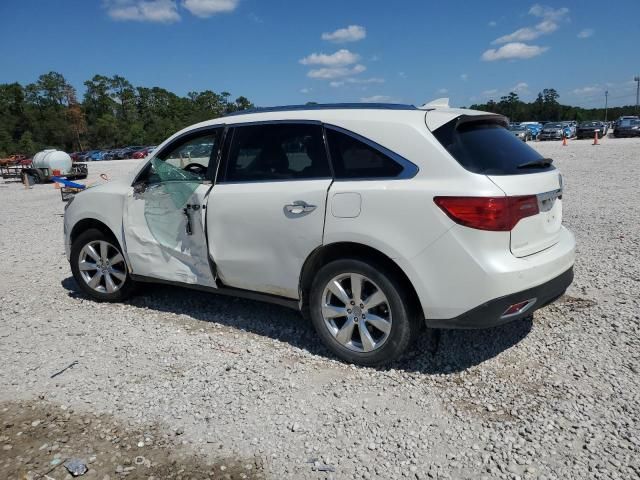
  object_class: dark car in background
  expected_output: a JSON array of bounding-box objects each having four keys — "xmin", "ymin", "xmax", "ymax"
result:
[
  {"xmin": 116, "ymin": 146, "xmax": 145, "ymax": 159},
  {"xmin": 576, "ymin": 121, "xmax": 607, "ymax": 139},
  {"xmin": 613, "ymin": 117, "xmax": 640, "ymax": 137}
]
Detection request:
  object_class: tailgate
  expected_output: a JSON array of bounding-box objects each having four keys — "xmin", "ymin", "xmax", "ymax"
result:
[{"xmin": 488, "ymin": 170, "xmax": 563, "ymax": 257}]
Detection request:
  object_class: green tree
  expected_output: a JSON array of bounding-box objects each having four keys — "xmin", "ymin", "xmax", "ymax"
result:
[{"xmin": 17, "ymin": 131, "xmax": 37, "ymax": 154}]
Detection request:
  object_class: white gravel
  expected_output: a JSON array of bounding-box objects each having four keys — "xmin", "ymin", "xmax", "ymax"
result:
[{"xmin": 1, "ymin": 136, "xmax": 639, "ymax": 480}]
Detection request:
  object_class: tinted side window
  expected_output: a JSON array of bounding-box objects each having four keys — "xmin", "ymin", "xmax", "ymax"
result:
[
  {"xmin": 433, "ymin": 119, "xmax": 554, "ymax": 175},
  {"xmin": 326, "ymin": 128, "xmax": 403, "ymax": 179},
  {"xmin": 224, "ymin": 123, "xmax": 330, "ymax": 182}
]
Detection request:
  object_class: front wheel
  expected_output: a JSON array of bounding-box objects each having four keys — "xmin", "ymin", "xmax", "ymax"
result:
[
  {"xmin": 309, "ymin": 259, "xmax": 419, "ymax": 366},
  {"xmin": 70, "ymin": 228, "xmax": 135, "ymax": 302}
]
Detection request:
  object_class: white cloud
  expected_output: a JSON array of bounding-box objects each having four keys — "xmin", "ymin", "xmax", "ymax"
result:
[
  {"xmin": 460, "ymin": 73, "xmax": 469, "ymax": 81},
  {"xmin": 488, "ymin": 20, "xmax": 497, "ymax": 27},
  {"xmin": 577, "ymin": 28, "xmax": 594, "ymax": 39},
  {"xmin": 528, "ymin": 4, "xmax": 569, "ymax": 21},
  {"xmin": 105, "ymin": 0, "xmax": 180, "ymax": 23},
  {"xmin": 330, "ymin": 77, "xmax": 384, "ymax": 88},
  {"xmin": 321, "ymin": 25, "xmax": 366, "ymax": 43},
  {"xmin": 307, "ymin": 64, "xmax": 366, "ymax": 79},
  {"xmin": 481, "ymin": 42, "xmax": 548, "ymax": 61},
  {"xmin": 182, "ymin": 0, "xmax": 239, "ymax": 17},
  {"xmin": 360, "ymin": 95, "xmax": 398, "ymax": 103},
  {"xmin": 572, "ymin": 86, "xmax": 601, "ymax": 96},
  {"xmin": 512, "ymin": 82, "xmax": 529, "ymax": 94},
  {"xmin": 300, "ymin": 49, "xmax": 360, "ymax": 67},
  {"xmin": 300, "ymin": 88, "xmax": 312, "ymax": 94},
  {"xmin": 482, "ymin": 89, "xmax": 499, "ymax": 97},
  {"xmin": 437, "ymin": 88, "xmax": 449, "ymax": 95},
  {"xmin": 492, "ymin": 4, "xmax": 568, "ymax": 44}
]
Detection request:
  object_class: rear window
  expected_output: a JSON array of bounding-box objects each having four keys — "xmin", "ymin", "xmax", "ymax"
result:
[{"xmin": 433, "ymin": 118, "xmax": 554, "ymax": 175}]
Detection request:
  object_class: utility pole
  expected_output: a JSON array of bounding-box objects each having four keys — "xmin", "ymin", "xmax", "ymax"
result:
[
  {"xmin": 635, "ymin": 75, "xmax": 640, "ymax": 113},
  {"xmin": 604, "ymin": 90, "xmax": 608, "ymax": 123}
]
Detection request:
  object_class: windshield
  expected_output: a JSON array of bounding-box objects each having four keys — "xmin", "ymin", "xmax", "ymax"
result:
[
  {"xmin": 433, "ymin": 118, "xmax": 554, "ymax": 175},
  {"xmin": 545, "ymin": 123, "xmax": 562, "ymax": 129},
  {"xmin": 510, "ymin": 125, "xmax": 526, "ymax": 131},
  {"xmin": 580, "ymin": 122, "xmax": 600, "ymax": 127}
]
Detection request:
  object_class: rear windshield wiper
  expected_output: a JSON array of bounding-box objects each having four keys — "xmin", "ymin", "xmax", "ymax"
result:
[{"xmin": 517, "ymin": 157, "xmax": 553, "ymax": 169}]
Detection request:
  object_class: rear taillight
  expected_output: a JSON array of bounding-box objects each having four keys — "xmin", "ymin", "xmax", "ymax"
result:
[{"xmin": 434, "ymin": 196, "xmax": 539, "ymax": 231}]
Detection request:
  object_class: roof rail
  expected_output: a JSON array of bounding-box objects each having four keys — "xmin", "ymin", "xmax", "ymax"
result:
[{"xmin": 224, "ymin": 103, "xmax": 418, "ymax": 117}]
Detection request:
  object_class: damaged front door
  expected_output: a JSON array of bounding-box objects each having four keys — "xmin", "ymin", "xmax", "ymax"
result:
[{"xmin": 123, "ymin": 128, "xmax": 222, "ymax": 287}]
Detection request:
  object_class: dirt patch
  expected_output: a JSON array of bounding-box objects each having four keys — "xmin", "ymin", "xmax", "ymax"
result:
[
  {"xmin": 558, "ymin": 295, "xmax": 597, "ymax": 310},
  {"xmin": 0, "ymin": 400, "xmax": 263, "ymax": 480}
]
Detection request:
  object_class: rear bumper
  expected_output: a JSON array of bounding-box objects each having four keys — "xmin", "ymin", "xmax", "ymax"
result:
[{"xmin": 426, "ymin": 267, "xmax": 573, "ymax": 329}]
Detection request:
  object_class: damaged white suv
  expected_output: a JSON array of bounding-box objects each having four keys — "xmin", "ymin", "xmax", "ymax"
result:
[{"xmin": 64, "ymin": 102, "xmax": 575, "ymax": 366}]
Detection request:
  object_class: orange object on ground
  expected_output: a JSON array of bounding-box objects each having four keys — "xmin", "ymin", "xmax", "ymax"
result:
[
  {"xmin": 562, "ymin": 136, "xmax": 568, "ymax": 146},
  {"xmin": 593, "ymin": 131, "xmax": 599, "ymax": 145}
]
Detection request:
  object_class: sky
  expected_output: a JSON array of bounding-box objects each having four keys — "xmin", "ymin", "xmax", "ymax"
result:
[{"xmin": 1, "ymin": 0, "xmax": 639, "ymax": 109}]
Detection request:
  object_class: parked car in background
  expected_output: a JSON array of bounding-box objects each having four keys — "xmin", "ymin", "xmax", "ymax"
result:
[
  {"xmin": 613, "ymin": 117, "xmax": 640, "ymax": 137},
  {"xmin": 70, "ymin": 151, "xmax": 87, "ymax": 162},
  {"xmin": 64, "ymin": 102, "xmax": 575, "ymax": 365},
  {"xmin": 520, "ymin": 122, "xmax": 542, "ymax": 139},
  {"xmin": 509, "ymin": 124, "xmax": 532, "ymax": 142},
  {"xmin": 539, "ymin": 123, "xmax": 566, "ymax": 141},
  {"xmin": 576, "ymin": 121, "xmax": 607, "ymax": 139},
  {"xmin": 116, "ymin": 146, "xmax": 145, "ymax": 159},
  {"xmin": 131, "ymin": 147, "xmax": 155, "ymax": 159},
  {"xmin": 102, "ymin": 149, "xmax": 121, "ymax": 160},
  {"xmin": 87, "ymin": 150, "xmax": 107, "ymax": 161},
  {"xmin": 562, "ymin": 122, "xmax": 576, "ymax": 138}
]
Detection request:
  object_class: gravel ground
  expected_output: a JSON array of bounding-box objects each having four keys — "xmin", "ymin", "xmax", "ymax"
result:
[{"xmin": 1, "ymin": 136, "xmax": 639, "ymax": 480}]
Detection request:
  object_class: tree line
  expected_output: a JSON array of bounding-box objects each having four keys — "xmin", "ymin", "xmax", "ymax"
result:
[
  {"xmin": 2, "ymin": 74, "xmax": 638, "ymax": 157},
  {"xmin": 0, "ymin": 71, "xmax": 253, "ymax": 156},
  {"xmin": 468, "ymin": 88, "xmax": 638, "ymax": 123}
]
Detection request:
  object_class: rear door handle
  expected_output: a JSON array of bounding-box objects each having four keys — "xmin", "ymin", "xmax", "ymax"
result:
[{"xmin": 285, "ymin": 200, "xmax": 316, "ymax": 215}]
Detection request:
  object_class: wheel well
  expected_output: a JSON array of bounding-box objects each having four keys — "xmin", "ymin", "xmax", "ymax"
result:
[
  {"xmin": 70, "ymin": 218, "xmax": 119, "ymax": 246},
  {"xmin": 299, "ymin": 242, "xmax": 423, "ymax": 319}
]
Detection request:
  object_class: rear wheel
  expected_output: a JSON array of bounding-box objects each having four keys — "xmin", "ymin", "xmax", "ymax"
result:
[
  {"xmin": 70, "ymin": 228, "xmax": 135, "ymax": 302},
  {"xmin": 309, "ymin": 259, "xmax": 419, "ymax": 366}
]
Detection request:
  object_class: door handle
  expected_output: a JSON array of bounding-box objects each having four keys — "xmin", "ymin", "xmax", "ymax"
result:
[{"xmin": 285, "ymin": 201, "xmax": 316, "ymax": 215}]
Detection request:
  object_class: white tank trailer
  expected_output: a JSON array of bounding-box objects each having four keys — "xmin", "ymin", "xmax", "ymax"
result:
[{"xmin": 23, "ymin": 149, "xmax": 88, "ymax": 184}]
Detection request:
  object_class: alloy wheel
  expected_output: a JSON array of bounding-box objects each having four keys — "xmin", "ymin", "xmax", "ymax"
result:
[
  {"xmin": 321, "ymin": 273, "xmax": 392, "ymax": 353},
  {"xmin": 78, "ymin": 240, "xmax": 127, "ymax": 294}
]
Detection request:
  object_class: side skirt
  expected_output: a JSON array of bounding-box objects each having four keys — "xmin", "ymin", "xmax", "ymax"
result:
[{"xmin": 130, "ymin": 274, "xmax": 301, "ymax": 311}]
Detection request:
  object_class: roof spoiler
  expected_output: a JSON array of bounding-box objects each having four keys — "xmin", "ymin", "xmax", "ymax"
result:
[
  {"xmin": 455, "ymin": 114, "xmax": 509, "ymax": 129},
  {"xmin": 419, "ymin": 98, "xmax": 450, "ymax": 110}
]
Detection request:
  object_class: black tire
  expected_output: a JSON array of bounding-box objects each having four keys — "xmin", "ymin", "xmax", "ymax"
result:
[
  {"xmin": 70, "ymin": 228, "xmax": 135, "ymax": 302},
  {"xmin": 309, "ymin": 258, "xmax": 420, "ymax": 366}
]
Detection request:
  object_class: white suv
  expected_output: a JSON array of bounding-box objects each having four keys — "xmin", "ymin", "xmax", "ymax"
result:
[{"xmin": 63, "ymin": 103, "xmax": 575, "ymax": 365}]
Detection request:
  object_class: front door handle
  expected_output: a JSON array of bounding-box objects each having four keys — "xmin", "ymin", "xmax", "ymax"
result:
[{"xmin": 285, "ymin": 200, "xmax": 316, "ymax": 215}]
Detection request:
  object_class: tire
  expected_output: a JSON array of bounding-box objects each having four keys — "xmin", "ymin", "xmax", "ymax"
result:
[
  {"xmin": 309, "ymin": 258, "xmax": 420, "ymax": 366},
  {"xmin": 70, "ymin": 228, "xmax": 135, "ymax": 302}
]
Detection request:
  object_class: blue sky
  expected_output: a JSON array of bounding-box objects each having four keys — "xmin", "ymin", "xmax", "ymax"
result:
[{"xmin": 1, "ymin": 0, "xmax": 638, "ymax": 108}]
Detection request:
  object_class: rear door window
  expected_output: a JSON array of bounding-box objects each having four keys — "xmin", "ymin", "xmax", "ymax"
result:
[
  {"xmin": 433, "ymin": 118, "xmax": 555, "ymax": 175},
  {"xmin": 223, "ymin": 123, "xmax": 331, "ymax": 182}
]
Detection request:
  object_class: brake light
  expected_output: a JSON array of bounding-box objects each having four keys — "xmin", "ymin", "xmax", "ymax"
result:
[{"xmin": 434, "ymin": 196, "xmax": 539, "ymax": 231}]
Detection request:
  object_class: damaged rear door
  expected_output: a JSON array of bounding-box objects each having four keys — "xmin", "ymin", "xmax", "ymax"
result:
[{"xmin": 123, "ymin": 127, "xmax": 222, "ymax": 287}]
